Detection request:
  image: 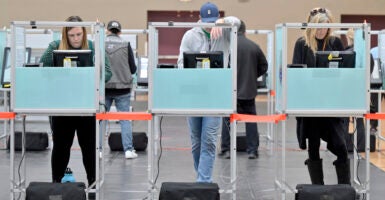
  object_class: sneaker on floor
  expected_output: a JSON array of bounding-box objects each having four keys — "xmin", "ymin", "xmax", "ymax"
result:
[
  {"xmin": 218, "ymin": 151, "xmax": 226, "ymax": 156},
  {"xmin": 125, "ymin": 150, "xmax": 138, "ymax": 159},
  {"xmin": 370, "ymin": 127, "xmax": 377, "ymax": 135},
  {"xmin": 223, "ymin": 151, "xmax": 230, "ymax": 159},
  {"xmin": 248, "ymin": 151, "xmax": 258, "ymax": 159}
]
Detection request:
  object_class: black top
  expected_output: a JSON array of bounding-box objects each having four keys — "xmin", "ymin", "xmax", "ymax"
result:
[
  {"xmin": 237, "ymin": 34, "xmax": 268, "ymax": 100},
  {"xmin": 292, "ymin": 36, "xmax": 344, "ymax": 67},
  {"xmin": 292, "ymin": 36, "xmax": 346, "ymax": 150}
]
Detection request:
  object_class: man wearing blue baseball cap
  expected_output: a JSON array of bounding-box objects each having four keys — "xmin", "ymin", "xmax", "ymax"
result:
[
  {"xmin": 200, "ymin": 2, "xmax": 220, "ymax": 23},
  {"xmin": 177, "ymin": 2, "xmax": 240, "ymax": 183}
]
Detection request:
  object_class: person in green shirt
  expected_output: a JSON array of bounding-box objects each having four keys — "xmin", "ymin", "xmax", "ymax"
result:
[{"xmin": 39, "ymin": 16, "xmax": 111, "ymax": 197}]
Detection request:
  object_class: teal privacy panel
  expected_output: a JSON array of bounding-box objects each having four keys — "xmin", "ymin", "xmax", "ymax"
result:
[
  {"xmin": 0, "ymin": 31, "xmax": 6, "ymax": 84},
  {"xmin": 354, "ymin": 29, "xmax": 366, "ymax": 70},
  {"xmin": 151, "ymin": 68, "xmax": 233, "ymax": 112},
  {"xmin": 286, "ymin": 68, "xmax": 366, "ymax": 111},
  {"xmin": 98, "ymin": 28, "xmax": 106, "ymax": 103},
  {"xmin": 14, "ymin": 67, "xmax": 96, "ymax": 110},
  {"xmin": 275, "ymin": 27, "xmax": 283, "ymax": 112}
]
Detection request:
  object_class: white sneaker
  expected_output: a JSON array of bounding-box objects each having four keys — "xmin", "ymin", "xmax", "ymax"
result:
[{"xmin": 125, "ymin": 150, "xmax": 138, "ymax": 159}]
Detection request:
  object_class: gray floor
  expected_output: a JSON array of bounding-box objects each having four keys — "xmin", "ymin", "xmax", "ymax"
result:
[{"xmin": 1, "ymin": 101, "xmax": 385, "ymax": 199}]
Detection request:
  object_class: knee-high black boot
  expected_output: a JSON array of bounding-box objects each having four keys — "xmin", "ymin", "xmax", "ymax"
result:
[
  {"xmin": 305, "ymin": 159, "xmax": 324, "ymax": 185},
  {"xmin": 333, "ymin": 159, "xmax": 351, "ymax": 185}
]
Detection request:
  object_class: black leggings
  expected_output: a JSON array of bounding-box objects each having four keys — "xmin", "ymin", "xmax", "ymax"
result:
[
  {"xmin": 370, "ymin": 92, "xmax": 378, "ymax": 128},
  {"xmin": 305, "ymin": 117, "xmax": 348, "ymax": 162},
  {"xmin": 51, "ymin": 116, "xmax": 96, "ymax": 185}
]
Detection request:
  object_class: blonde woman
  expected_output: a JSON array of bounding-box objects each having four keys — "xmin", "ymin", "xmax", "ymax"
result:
[{"xmin": 292, "ymin": 8, "xmax": 350, "ymax": 185}]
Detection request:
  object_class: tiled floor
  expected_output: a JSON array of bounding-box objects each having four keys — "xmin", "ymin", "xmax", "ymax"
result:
[{"xmin": 0, "ymin": 98, "xmax": 385, "ymax": 199}]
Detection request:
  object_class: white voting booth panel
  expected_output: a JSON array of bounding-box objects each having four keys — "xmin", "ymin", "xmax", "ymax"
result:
[
  {"xmin": 274, "ymin": 23, "xmax": 371, "ymax": 199},
  {"xmin": 8, "ymin": 21, "xmax": 105, "ymax": 200}
]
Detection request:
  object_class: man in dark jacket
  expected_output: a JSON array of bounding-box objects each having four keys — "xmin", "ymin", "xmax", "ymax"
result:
[{"xmin": 219, "ymin": 20, "xmax": 268, "ymax": 159}]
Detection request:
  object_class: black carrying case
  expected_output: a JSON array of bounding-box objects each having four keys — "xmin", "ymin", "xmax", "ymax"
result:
[
  {"xmin": 7, "ymin": 131, "xmax": 49, "ymax": 151},
  {"xmin": 108, "ymin": 131, "xmax": 148, "ymax": 151},
  {"xmin": 159, "ymin": 182, "xmax": 220, "ymax": 200},
  {"xmin": 26, "ymin": 182, "xmax": 86, "ymax": 200},
  {"xmin": 346, "ymin": 118, "xmax": 376, "ymax": 152},
  {"xmin": 295, "ymin": 184, "xmax": 356, "ymax": 200},
  {"xmin": 236, "ymin": 135, "xmax": 248, "ymax": 152}
]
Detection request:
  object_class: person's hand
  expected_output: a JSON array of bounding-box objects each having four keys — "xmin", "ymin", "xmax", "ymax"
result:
[
  {"xmin": 210, "ymin": 18, "xmax": 224, "ymax": 40},
  {"xmin": 211, "ymin": 27, "xmax": 222, "ymax": 40}
]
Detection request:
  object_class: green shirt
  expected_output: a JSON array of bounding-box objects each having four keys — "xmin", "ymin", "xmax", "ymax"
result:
[{"xmin": 202, "ymin": 28, "xmax": 210, "ymax": 39}]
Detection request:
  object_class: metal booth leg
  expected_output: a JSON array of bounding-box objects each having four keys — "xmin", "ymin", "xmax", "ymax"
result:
[{"xmin": 230, "ymin": 119, "xmax": 237, "ymax": 200}]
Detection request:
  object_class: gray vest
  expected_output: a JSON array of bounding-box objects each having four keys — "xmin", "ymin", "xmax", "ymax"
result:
[{"xmin": 105, "ymin": 35, "xmax": 133, "ymax": 89}]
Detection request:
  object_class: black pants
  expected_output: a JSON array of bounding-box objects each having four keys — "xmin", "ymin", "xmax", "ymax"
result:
[
  {"xmin": 221, "ymin": 99, "xmax": 259, "ymax": 154},
  {"xmin": 305, "ymin": 117, "xmax": 348, "ymax": 162},
  {"xmin": 370, "ymin": 92, "xmax": 378, "ymax": 128},
  {"xmin": 51, "ymin": 116, "xmax": 96, "ymax": 185}
]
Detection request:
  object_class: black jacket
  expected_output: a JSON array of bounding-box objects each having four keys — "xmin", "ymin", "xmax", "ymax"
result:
[
  {"xmin": 237, "ymin": 34, "xmax": 268, "ymax": 100},
  {"xmin": 292, "ymin": 36, "xmax": 346, "ymax": 149}
]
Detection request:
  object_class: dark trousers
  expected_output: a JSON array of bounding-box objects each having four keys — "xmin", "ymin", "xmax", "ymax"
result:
[
  {"xmin": 370, "ymin": 92, "xmax": 378, "ymax": 128},
  {"xmin": 221, "ymin": 99, "xmax": 259, "ymax": 154},
  {"xmin": 306, "ymin": 117, "xmax": 348, "ymax": 162},
  {"xmin": 51, "ymin": 116, "xmax": 96, "ymax": 185}
]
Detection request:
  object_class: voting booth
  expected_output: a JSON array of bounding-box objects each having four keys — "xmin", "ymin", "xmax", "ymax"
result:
[
  {"xmin": 274, "ymin": 23, "xmax": 371, "ymax": 199},
  {"xmin": 147, "ymin": 21, "xmax": 238, "ymax": 199},
  {"xmin": 7, "ymin": 21, "xmax": 105, "ymax": 200}
]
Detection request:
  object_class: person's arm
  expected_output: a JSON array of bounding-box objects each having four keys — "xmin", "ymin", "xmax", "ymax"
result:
[
  {"xmin": 255, "ymin": 44, "xmax": 268, "ymax": 78},
  {"xmin": 292, "ymin": 38, "xmax": 304, "ymax": 64},
  {"xmin": 39, "ymin": 41, "xmax": 59, "ymax": 66},
  {"xmin": 127, "ymin": 42, "xmax": 137, "ymax": 74},
  {"xmin": 211, "ymin": 16, "xmax": 240, "ymax": 40},
  {"xmin": 177, "ymin": 31, "xmax": 192, "ymax": 68},
  {"xmin": 104, "ymin": 55, "xmax": 112, "ymax": 82}
]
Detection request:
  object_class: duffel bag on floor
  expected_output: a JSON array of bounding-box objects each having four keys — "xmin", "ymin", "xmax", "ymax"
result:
[
  {"xmin": 108, "ymin": 131, "xmax": 148, "ymax": 151},
  {"xmin": 7, "ymin": 131, "xmax": 49, "ymax": 151},
  {"xmin": 26, "ymin": 182, "xmax": 86, "ymax": 200},
  {"xmin": 159, "ymin": 182, "xmax": 219, "ymax": 200},
  {"xmin": 295, "ymin": 184, "xmax": 356, "ymax": 200}
]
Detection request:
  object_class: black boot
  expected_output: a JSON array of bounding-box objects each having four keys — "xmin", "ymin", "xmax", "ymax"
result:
[
  {"xmin": 333, "ymin": 159, "xmax": 351, "ymax": 185},
  {"xmin": 305, "ymin": 159, "xmax": 324, "ymax": 185},
  {"xmin": 52, "ymin": 175, "xmax": 62, "ymax": 183},
  {"xmin": 88, "ymin": 178, "xmax": 96, "ymax": 200}
]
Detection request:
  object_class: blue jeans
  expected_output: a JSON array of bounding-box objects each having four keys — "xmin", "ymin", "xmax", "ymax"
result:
[
  {"xmin": 187, "ymin": 116, "xmax": 220, "ymax": 183},
  {"xmin": 105, "ymin": 93, "xmax": 133, "ymax": 151}
]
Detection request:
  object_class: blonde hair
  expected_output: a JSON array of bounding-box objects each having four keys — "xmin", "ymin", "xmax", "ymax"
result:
[
  {"xmin": 304, "ymin": 8, "xmax": 334, "ymax": 54},
  {"xmin": 346, "ymin": 28, "xmax": 354, "ymax": 47},
  {"xmin": 59, "ymin": 16, "xmax": 89, "ymax": 50}
]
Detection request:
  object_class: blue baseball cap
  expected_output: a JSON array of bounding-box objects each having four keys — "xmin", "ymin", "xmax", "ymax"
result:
[{"xmin": 200, "ymin": 2, "xmax": 219, "ymax": 23}]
